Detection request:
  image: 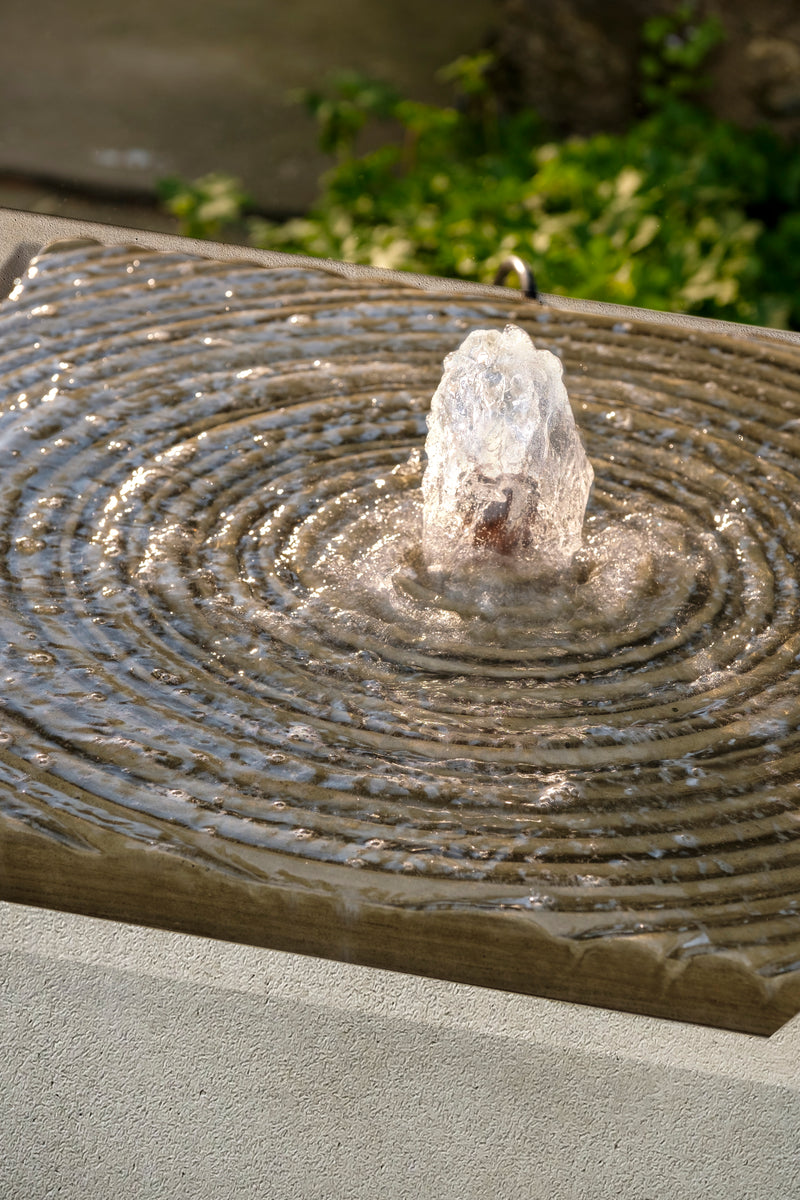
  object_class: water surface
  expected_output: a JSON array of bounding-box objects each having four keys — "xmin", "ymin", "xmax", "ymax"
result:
[{"xmin": 2, "ymin": 240, "xmax": 800, "ymax": 981}]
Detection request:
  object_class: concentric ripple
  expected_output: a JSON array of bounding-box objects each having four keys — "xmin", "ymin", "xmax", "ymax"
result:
[{"xmin": 3, "ymin": 239, "xmax": 800, "ymax": 980}]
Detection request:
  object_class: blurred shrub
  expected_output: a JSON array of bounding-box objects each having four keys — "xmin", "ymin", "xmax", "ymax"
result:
[
  {"xmin": 158, "ymin": 173, "xmax": 250, "ymax": 241},
  {"xmin": 639, "ymin": 2, "xmax": 725, "ymax": 109},
  {"xmin": 160, "ymin": 8, "xmax": 800, "ymax": 329}
]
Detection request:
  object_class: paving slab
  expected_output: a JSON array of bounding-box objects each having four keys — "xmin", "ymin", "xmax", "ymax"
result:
[{"xmin": 1, "ymin": 0, "xmax": 495, "ymax": 214}]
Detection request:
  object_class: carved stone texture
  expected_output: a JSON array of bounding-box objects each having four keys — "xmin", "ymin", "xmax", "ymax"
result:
[{"xmin": 2, "ymin": 240, "xmax": 800, "ymax": 1035}]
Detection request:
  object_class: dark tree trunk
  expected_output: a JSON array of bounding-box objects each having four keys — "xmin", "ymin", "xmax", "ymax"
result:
[{"xmin": 492, "ymin": 0, "xmax": 800, "ymax": 139}]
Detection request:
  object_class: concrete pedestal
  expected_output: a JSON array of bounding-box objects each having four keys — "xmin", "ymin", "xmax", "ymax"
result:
[{"xmin": 1, "ymin": 900, "xmax": 798, "ymax": 1200}]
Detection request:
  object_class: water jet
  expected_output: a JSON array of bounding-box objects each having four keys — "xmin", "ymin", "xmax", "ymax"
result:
[{"xmin": 422, "ymin": 323, "xmax": 593, "ymax": 578}]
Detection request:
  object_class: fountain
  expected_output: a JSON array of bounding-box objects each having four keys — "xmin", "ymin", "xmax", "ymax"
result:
[{"xmin": 2, "ymin": 217, "xmax": 800, "ymax": 1042}]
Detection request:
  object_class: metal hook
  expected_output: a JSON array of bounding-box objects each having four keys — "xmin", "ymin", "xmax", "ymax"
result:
[{"xmin": 493, "ymin": 255, "xmax": 539, "ymax": 301}]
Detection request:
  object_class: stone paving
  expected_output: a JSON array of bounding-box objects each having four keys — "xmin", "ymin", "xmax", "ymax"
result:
[{"xmin": 0, "ymin": 0, "xmax": 494, "ymax": 218}]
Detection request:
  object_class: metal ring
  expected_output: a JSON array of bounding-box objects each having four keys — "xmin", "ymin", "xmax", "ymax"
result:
[{"xmin": 493, "ymin": 255, "xmax": 539, "ymax": 300}]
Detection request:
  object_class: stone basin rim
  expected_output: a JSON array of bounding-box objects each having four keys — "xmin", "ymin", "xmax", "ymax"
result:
[{"xmin": 2, "ymin": 204, "xmax": 800, "ymax": 351}]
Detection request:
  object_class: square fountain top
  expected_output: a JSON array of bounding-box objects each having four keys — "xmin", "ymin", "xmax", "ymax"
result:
[{"xmin": 2, "ymin": 211, "xmax": 800, "ymax": 1034}]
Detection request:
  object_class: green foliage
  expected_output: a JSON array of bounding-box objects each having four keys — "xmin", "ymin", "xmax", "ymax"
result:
[
  {"xmin": 639, "ymin": 2, "xmax": 725, "ymax": 110},
  {"xmin": 157, "ymin": 173, "xmax": 250, "ymax": 240},
  {"xmin": 250, "ymin": 54, "xmax": 544, "ymax": 276},
  {"xmin": 290, "ymin": 72, "xmax": 401, "ymax": 159},
  {"xmin": 159, "ymin": 19, "xmax": 800, "ymax": 331}
]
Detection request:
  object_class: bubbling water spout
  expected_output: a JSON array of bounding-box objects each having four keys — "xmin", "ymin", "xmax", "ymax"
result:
[{"xmin": 422, "ymin": 324, "xmax": 594, "ymax": 578}]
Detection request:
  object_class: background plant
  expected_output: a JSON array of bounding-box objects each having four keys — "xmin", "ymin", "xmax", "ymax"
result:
[
  {"xmin": 157, "ymin": 173, "xmax": 251, "ymax": 241},
  {"xmin": 160, "ymin": 8, "xmax": 800, "ymax": 330},
  {"xmin": 639, "ymin": 1, "xmax": 725, "ymax": 110}
]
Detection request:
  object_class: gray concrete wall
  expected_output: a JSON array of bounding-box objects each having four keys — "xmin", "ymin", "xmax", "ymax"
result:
[
  {"xmin": 2, "ymin": 900, "xmax": 798, "ymax": 1199},
  {"xmin": 0, "ymin": 0, "xmax": 495, "ymax": 214}
]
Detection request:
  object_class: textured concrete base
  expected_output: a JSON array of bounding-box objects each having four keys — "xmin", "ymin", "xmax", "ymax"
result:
[{"xmin": 1, "ymin": 901, "xmax": 798, "ymax": 1200}]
